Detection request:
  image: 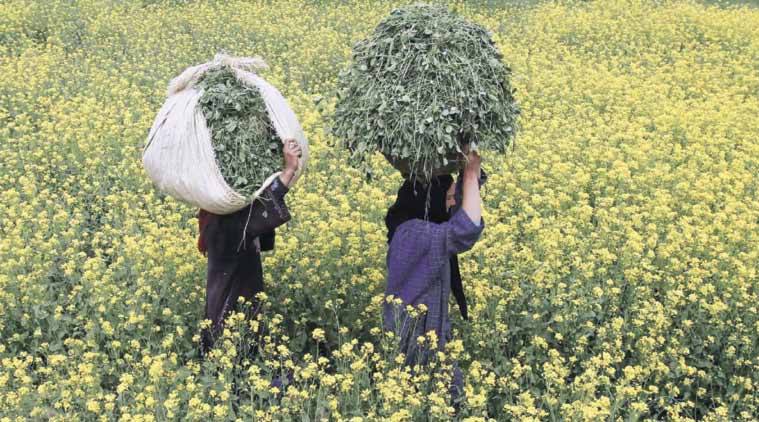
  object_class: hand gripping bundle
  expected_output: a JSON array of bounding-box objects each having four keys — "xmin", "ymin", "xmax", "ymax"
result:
[{"xmin": 143, "ymin": 54, "xmax": 309, "ymax": 214}]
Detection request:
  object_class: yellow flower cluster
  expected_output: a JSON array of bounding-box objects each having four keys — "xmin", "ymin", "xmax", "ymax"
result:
[{"xmin": 1, "ymin": 0, "xmax": 758, "ymax": 420}]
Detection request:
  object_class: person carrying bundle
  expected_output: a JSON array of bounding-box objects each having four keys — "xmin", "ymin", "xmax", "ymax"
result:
[
  {"xmin": 384, "ymin": 149, "xmax": 485, "ymax": 401},
  {"xmin": 332, "ymin": 4, "xmax": 518, "ymax": 404},
  {"xmin": 142, "ymin": 54, "xmax": 309, "ymax": 357},
  {"xmin": 197, "ymin": 139, "xmax": 301, "ymax": 355}
]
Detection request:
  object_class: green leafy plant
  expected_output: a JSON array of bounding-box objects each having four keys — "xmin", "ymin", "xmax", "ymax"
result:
[
  {"xmin": 333, "ymin": 4, "xmax": 520, "ymax": 180},
  {"xmin": 198, "ymin": 66, "xmax": 282, "ymax": 197}
]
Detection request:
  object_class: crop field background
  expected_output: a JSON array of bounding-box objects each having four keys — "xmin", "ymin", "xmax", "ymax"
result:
[{"xmin": 1, "ymin": 0, "xmax": 759, "ymax": 421}]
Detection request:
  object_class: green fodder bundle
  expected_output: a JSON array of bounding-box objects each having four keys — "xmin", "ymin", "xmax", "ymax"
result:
[
  {"xmin": 333, "ymin": 4, "xmax": 520, "ymax": 180},
  {"xmin": 197, "ymin": 66, "xmax": 282, "ymax": 197}
]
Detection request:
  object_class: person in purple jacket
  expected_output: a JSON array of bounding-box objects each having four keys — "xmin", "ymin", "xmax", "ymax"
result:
[{"xmin": 384, "ymin": 149, "xmax": 485, "ymax": 401}]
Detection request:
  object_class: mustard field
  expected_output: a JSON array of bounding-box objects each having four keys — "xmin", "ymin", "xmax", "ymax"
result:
[{"xmin": 1, "ymin": 1, "xmax": 758, "ymax": 420}]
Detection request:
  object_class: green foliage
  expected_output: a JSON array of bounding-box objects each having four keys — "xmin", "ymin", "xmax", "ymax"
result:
[
  {"xmin": 198, "ymin": 66, "xmax": 282, "ymax": 197},
  {"xmin": 333, "ymin": 4, "xmax": 520, "ymax": 180}
]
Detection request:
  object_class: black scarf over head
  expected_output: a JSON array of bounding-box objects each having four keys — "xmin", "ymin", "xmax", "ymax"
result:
[{"xmin": 385, "ymin": 175, "xmax": 469, "ymax": 320}]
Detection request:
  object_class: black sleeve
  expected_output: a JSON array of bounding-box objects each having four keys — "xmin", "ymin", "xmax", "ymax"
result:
[
  {"xmin": 237, "ymin": 177, "xmax": 291, "ymax": 239},
  {"xmin": 269, "ymin": 177, "xmax": 290, "ymax": 200}
]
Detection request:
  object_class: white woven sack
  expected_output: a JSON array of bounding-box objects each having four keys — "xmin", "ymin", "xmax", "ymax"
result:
[{"xmin": 142, "ymin": 55, "xmax": 309, "ymax": 215}]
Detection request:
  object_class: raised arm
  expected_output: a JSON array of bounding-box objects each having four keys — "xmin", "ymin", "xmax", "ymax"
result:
[
  {"xmin": 460, "ymin": 150, "xmax": 482, "ymax": 225},
  {"xmin": 238, "ymin": 139, "xmax": 301, "ymax": 238}
]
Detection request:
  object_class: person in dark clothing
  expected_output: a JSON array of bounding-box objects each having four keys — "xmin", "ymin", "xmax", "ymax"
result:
[{"xmin": 197, "ymin": 139, "xmax": 302, "ymax": 356}]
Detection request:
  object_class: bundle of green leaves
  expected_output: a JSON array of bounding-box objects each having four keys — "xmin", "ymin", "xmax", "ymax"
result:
[
  {"xmin": 333, "ymin": 4, "xmax": 519, "ymax": 180},
  {"xmin": 197, "ymin": 66, "xmax": 282, "ymax": 197}
]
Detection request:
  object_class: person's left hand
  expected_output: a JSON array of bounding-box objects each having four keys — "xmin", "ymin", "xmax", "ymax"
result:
[{"xmin": 283, "ymin": 139, "xmax": 301, "ymax": 172}]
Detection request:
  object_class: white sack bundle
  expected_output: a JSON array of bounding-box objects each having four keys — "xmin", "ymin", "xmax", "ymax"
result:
[{"xmin": 143, "ymin": 54, "xmax": 309, "ymax": 215}]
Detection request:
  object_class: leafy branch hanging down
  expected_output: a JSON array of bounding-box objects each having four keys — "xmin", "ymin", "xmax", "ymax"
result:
[
  {"xmin": 198, "ymin": 66, "xmax": 282, "ymax": 197},
  {"xmin": 332, "ymin": 4, "xmax": 520, "ymax": 180}
]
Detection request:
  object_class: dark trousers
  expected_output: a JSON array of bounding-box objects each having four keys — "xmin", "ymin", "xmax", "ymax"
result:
[{"xmin": 200, "ymin": 247, "xmax": 265, "ymax": 357}]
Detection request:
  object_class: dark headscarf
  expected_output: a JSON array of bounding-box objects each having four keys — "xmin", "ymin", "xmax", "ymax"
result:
[
  {"xmin": 385, "ymin": 175, "xmax": 469, "ymax": 320},
  {"xmin": 385, "ymin": 175, "xmax": 454, "ymax": 242}
]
